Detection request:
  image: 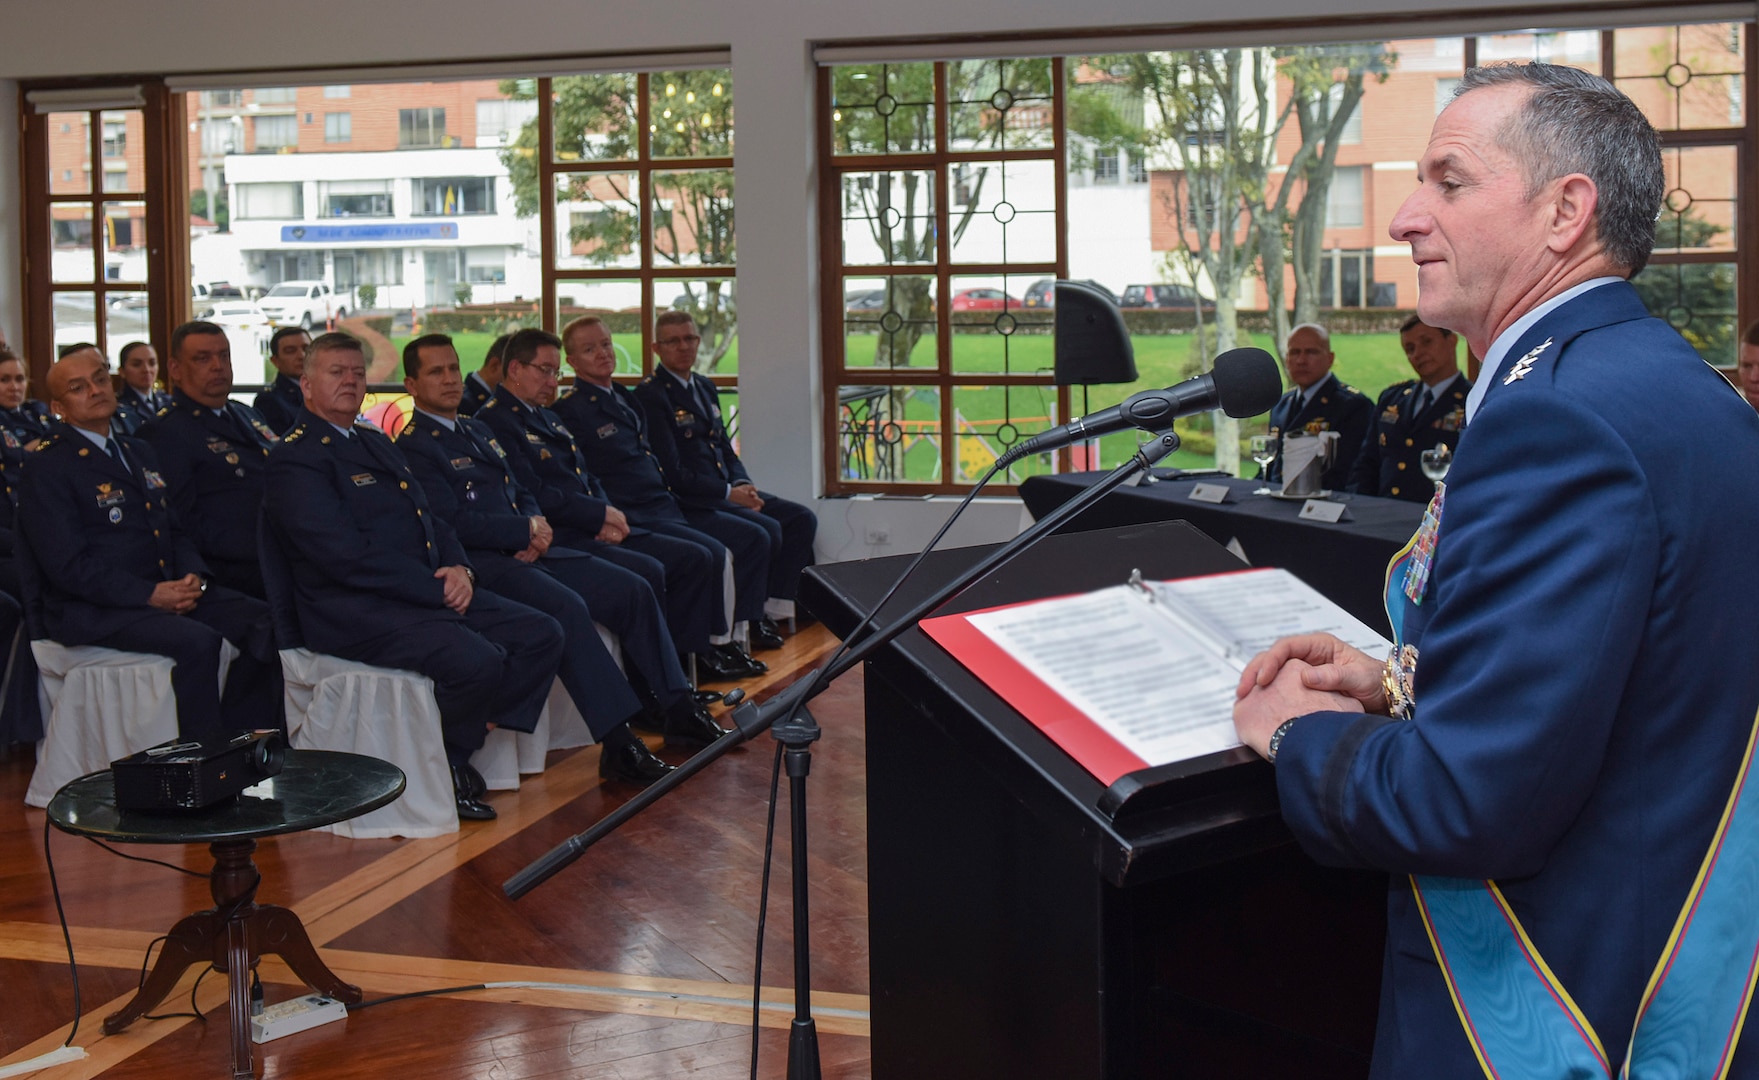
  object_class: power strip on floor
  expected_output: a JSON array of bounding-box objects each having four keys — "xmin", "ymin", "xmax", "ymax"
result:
[{"xmin": 249, "ymin": 995, "xmax": 348, "ymax": 1044}]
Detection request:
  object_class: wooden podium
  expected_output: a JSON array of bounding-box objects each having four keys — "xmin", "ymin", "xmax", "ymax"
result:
[{"xmin": 799, "ymin": 520, "xmax": 1387, "ymax": 1079}]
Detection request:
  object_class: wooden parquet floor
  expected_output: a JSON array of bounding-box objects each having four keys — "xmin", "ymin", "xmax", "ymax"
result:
[{"xmin": 0, "ymin": 625, "xmax": 872, "ymax": 1079}]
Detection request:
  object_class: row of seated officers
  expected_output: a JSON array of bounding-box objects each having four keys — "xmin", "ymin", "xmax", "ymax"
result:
[
  {"xmin": 1260, "ymin": 316, "xmax": 1471, "ymax": 503},
  {"xmin": 0, "ymin": 316, "xmax": 818, "ymax": 822}
]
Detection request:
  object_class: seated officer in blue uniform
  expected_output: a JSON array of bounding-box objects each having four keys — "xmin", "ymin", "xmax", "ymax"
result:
[
  {"xmin": 1347, "ymin": 317, "xmax": 1471, "ymax": 504},
  {"xmin": 19, "ymin": 350, "xmax": 282, "ymax": 744},
  {"xmin": 1235, "ymin": 64, "xmax": 1759, "ymax": 1077},
  {"xmin": 111, "ymin": 341, "xmax": 171, "ymax": 436},
  {"xmin": 395, "ymin": 334, "xmax": 727, "ymax": 778},
  {"xmin": 1260, "ymin": 323, "xmax": 1372, "ymax": 492},
  {"xmin": 458, "ymin": 333, "xmax": 510, "ymax": 418},
  {"xmin": 0, "ymin": 349, "xmax": 55, "ymax": 448},
  {"xmin": 478, "ymin": 329, "xmax": 766, "ymax": 683},
  {"xmin": 555, "ymin": 315, "xmax": 780, "ymax": 653},
  {"xmin": 252, "ymin": 327, "xmax": 309, "ymax": 435},
  {"xmin": 633, "ymin": 311, "xmax": 817, "ymax": 645},
  {"xmin": 0, "ymin": 405, "xmax": 41, "ymax": 747},
  {"xmin": 264, "ymin": 333, "xmax": 565, "ymax": 820},
  {"xmin": 138, "ymin": 321, "xmax": 284, "ymax": 599}
]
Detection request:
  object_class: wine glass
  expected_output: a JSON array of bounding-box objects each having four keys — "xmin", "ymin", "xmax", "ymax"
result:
[
  {"xmin": 1250, "ymin": 434, "xmax": 1277, "ymax": 474},
  {"xmin": 1420, "ymin": 444, "xmax": 1453, "ymax": 483}
]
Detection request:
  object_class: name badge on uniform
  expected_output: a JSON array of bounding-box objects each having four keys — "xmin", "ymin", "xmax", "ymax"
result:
[
  {"xmin": 449, "ymin": 456, "xmax": 473, "ymax": 471},
  {"xmin": 596, "ymin": 423, "xmax": 617, "ymax": 439},
  {"xmin": 351, "ymin": 472, "xmax": 376, "ymax": 487},
  {"xmin": 206, "ymin": 439, "xmax": 233, "ymax": 453},
  {"xmin": 525, "ymin": 432, "xmax": 544, "ymax": 444},
  {"xmin": 95, "ymin": 483, "xmax": 125, "ymax": 508},
  {"xmin": 142, "ymin": 470, "xmax": 166, "ymax": 491}
]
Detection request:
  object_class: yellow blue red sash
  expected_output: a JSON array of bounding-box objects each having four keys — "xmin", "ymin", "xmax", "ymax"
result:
[{"xmin": 1387, "ymin": 508, "xmax": 1759, "ymax": 1079}]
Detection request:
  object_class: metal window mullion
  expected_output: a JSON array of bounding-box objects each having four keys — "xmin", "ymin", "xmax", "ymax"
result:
[
  {"xmin": 1050, "ymin": 56, "xmax": 1072, "ymax": 471},
  {"xmin": 934, "ymin": 60, "xmax": 954, "ymax": 488},
  {"xmin": 637, "ymin": 72, "xmax": 655, "ymax": 375},
  {"xmin": 538, "ymin": 77, "xmax": 557, "ymax": 334}
]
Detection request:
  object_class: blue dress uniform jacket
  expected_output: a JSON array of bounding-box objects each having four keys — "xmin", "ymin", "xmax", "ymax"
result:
[
  {"xmin": 477, "ymin": 386, "xmax": 720, "ymax": 654},
  {"xmin": 0, "ymin": 401, "xmax": 54, "ymax": 448},
  {"xmin": 252, "ymin": 373, "xmax": 304, "ymax": 435},
  {"xmin": 556, "ymin": 381, "xmax": 772, "ymax": 624},
  {"xmin": 137, "ymin": 391, "xmax": 281, "ymax": 597},
  {"xmin": 395, "ymin": 411, "xmax": 691, "ymax": 729},
  {"xmin": 554, "ymin": 382, "xmax": 688, "ymax": 524},
  {"xmin": 632, "ymin": 369, "xmax": 750, "ymax": 510},
  {"xmin": 1263, "ymin": 372, "xmax": 1372, "ymax": 491},
  {"xmin": 458, "ymin": 371, "xmax": 494, "ymax": 417},
  {"xmin": 1346, "ymin": 375, "xmax": 1470, "ymax": 503},
  {"xmin": 633, "ymin": 369, "xmax": 819, "ymax": 603},
  {"xmin": 0, "ymin": 427, "xmax": 39, "ymax": 744},
  {"xmin": 112, "ymin": 386, "xmax": 170, "ymax": 436},
  {"xmin": 1272, "ymin": 281, "xmax": 1759, "ymax": 1078},
  {"xmin": 262, "ymin": 409, "xmax": 562, "ymax": 747},
  {"xmin": 19, "ymin": 422, "xmax": 282, "ymax": 741}
]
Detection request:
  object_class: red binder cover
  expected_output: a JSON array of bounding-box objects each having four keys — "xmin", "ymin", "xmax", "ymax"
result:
[{"xmin": 921, "ymin": 598, "xmax": 1151, "ymax": 786}]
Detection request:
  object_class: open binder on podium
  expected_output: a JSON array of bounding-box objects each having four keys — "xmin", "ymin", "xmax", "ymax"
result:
[{"xmin": 921, "ymin": 566, "xmax": 1392, "ymax": 798}]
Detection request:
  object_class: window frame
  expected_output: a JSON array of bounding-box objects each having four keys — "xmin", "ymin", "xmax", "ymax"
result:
[{"xmin": 816, "ymin": 60, "xmax": 1071, "ymax": 496}]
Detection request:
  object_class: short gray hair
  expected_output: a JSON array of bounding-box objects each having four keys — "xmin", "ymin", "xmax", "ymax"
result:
[
  {"xmin": 1453, "ymin": 63, "xmax": 1663, "ymax": 274},
  {"xmin": 1287, "ymin": 323, "xmax": 1330, "ymax": 348},
  {"xmin": 305, "ymin": 331, "xmax": 365, "ymax": 368}
]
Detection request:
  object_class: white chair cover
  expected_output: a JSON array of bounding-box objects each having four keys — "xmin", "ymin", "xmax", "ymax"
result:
[
  {"xmin": 24, "ymin": 639, "xmax": 238, "ymax": 808},
  {"xmin": 467, "ymin": 623, "xmax": 615, "ymax": 790},
  {"xmin": 279, "ymin": 647, "xmax": 455, "ymax": 839}
]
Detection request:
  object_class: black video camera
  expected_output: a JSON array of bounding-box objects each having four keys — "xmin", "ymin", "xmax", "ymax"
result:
[{"xmin": 112, "ymin": 730, "xmax": 287, "ymax": 812}]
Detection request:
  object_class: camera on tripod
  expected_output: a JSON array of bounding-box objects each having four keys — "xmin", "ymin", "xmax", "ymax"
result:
[{"xmin": 112, "ymin": 730, "xmax": 287, "ymax": 811}]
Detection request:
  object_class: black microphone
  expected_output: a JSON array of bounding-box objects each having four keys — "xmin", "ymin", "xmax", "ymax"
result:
[{"xmin": 997, "ymin": 347, "xmax": 1283, "ymax": 466}]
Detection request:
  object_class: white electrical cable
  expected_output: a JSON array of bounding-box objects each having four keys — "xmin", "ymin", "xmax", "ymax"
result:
[{"xmin": 0, "ymin": 1046, "xmax": 88, "ymax": 1078}]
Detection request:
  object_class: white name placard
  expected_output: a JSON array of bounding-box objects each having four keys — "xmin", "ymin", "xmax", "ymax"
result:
[{"xmin": 1299, "ymin": 499, "xmax": 1348, "ymax": 523}]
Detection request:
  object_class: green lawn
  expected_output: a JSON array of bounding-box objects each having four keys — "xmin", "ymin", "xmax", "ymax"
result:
[{"xmin": 839, "ymin": 331, "xmax": 1421, "ymax": 480}]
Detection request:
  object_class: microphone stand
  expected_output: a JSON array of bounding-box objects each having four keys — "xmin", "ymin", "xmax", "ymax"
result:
[{"xmin": 504, "ymin": 431, "xmax": 1183, "ymax": 1080}]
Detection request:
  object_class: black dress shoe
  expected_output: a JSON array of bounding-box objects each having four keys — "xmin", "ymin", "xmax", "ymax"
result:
[
  {"xmin": 717, "ymin": 641, "xmax": 768, "ymax": 675},
  {"xmin": 599, "ymin": 736, "xmax": 676, "ymax": 786},
  {"xmin": 665, "ymin": 700, "xmax": 732, "ymax": 750},
  {"xmin": 451, "ymin": 766, "xmax": 497, "ymax": 821},
  {"xmin": 695, "ymin": 647, "xmax": 761, "ymax": 682},
  {"xmin": 458, "ymin": 761, "xmax": 487, "ymax": 799},
  {"xmin": 751, "ymin": 617, "xmax": 785, "ymax": 652}
]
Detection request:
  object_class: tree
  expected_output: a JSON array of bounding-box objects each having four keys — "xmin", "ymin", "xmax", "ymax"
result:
[
  {"xmin": 499, "ymin": 72, "xmax": 737, "ymax": 372},
  {"xmin": 1263, "ymin": 44, "xmax": 1394, "ymax": 340},
  {"xmin": 190, "ymin": 188, "xmax": 229, "ymax": 232}
]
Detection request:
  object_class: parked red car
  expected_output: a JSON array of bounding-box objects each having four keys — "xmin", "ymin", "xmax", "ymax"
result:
[{"xmin": 950, "ymin": 287, "xmax": 1017, "ymax": 311}]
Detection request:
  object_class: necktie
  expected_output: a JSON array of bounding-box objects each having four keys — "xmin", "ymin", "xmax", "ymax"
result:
[
  {"xmin": 107, "ymin": 437, "xmax": 130, "ymax": 474},
  {"xmin": 1414, "ymin": 387, "xmax": 1433, "ymax": 417}
]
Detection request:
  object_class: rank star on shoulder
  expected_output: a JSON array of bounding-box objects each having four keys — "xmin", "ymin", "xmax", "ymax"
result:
[{"xmin": 1503, "ymin": 337, "xmax": 1554, "ymax": 384}]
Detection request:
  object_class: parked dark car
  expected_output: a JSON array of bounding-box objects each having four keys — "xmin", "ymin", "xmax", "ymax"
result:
[
  {"xmin": 1119, "ymin": 283, "xmax": 1214, "ymax": 311},
  {"xmin": 1021, "ymin": 279, "xmax": 1054, "ymax": 308}
]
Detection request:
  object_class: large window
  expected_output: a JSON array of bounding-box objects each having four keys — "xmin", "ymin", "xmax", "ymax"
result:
[
  {"xmin": 399, "ymin": 107, "xmax": 448, "ymax": 148},
  {"xmin": 530, "ymin": 68, "xmax": 737, "ymax": 382},
  {"xmin": 821, "ymin": 60, "xmax": 1064, "ymax": 491},
  {"xmin": 819, "ymin": 20, "xmax": 1757, "ymax": 493},
  {"xmin": 413, "ymin": 176, "xmax": 495, "ymax": 215}
]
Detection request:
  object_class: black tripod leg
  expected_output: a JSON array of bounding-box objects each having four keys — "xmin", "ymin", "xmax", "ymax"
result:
[{"xmin": 784, "ymin": 743, "xmax": 821, "ymax": 1080}]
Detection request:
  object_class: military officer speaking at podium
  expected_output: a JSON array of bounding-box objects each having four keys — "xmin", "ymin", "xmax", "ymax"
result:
[
  {"xmin": 1234, "ymin": 64, "xmax": 1759, "ymax": 1077},
  {"xmin": 264, "ymin": 332, "xmax": 564, "ymax": 818},
  {"xmin": 19, "ymin": 350, "xmax": 283, "ymax": 743}
]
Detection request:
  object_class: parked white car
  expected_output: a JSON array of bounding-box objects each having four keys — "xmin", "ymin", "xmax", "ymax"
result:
[{"xmin": 258, "ymin": 280, "xmax": 346, "ymax": 330}]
